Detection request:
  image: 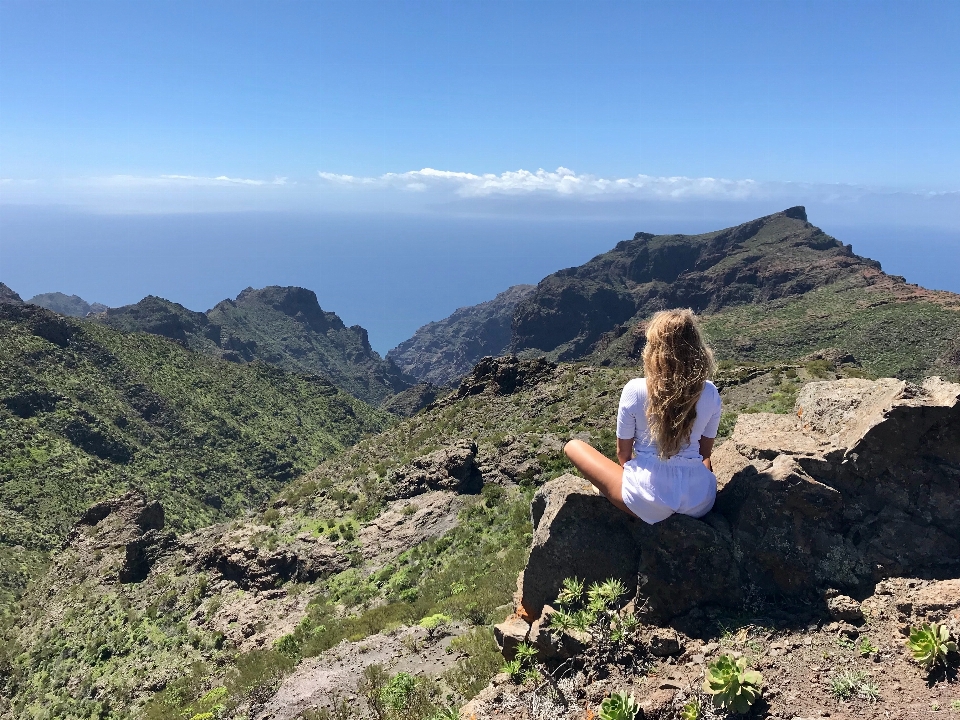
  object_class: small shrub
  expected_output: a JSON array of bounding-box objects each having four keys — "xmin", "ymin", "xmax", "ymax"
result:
[
  {"xmin": 262, "ymin": 507, "xmax": 280, "ymax": 525},
  {"xmin": 381, "ymin": 672, "xmax": 418, "ymax": 711},
  {"xmin": 858, "ymin": 636, "xmax": 879, "ymax": 657},
  {"xmin": 805, "ymin": 359, "xmax": 832, "ymax": 378},
  {"xmin": 829, "ymin": 669, "xmax": 879, "ymax": 701},
  {"xmin": 418, "ymin": 613, "xmax": 451, "ymax": 630},
  {"xmin": 273, "ymin": 633, "xmax": 301, "ymax": 659},
  {"xmin": 503, "ymin": 642, "xmax": 538, "ymax": 684},
  {"xmin": 401, "ymin": 503, "xmax": 418, "ymax": 516},
  {"xmin": 907, "ymin": 623, "xmax": 957, "ymax": 670},
  {"xmin": 950, "ymin": 699, "xmax": 960, "ymax": 711},
  {"xmin": 442, "ymin": 627, "xmax": 502, "ymax": 699},
  {"xmin": 599, "ymin": 691, "xmax": 639, "ymax": 720},
  {"xmin": 703, "ymin": 655, "xmax": 762, "ymax": 713}
]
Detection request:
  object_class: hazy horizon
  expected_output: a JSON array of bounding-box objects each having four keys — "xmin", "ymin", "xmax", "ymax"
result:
[
  {"xmin": 4, "ymin": 204, "xmax": 958, "ymax": 355},
  {"xmin": 2, "ymin": 0, "xmax": 958, "ymax": 353}
]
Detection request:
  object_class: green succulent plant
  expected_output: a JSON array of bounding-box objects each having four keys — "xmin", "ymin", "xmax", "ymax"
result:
[
  {"xmin": 587, "ymin": 578, "xmax": 627, "ymax": 610},
  {"xmin": 680, "ymin": 697, "xmax": 702, "ymax": 720},
  {"xmin": 429, "ymin": 708, "xmax": 460, "ymax": 720},
  {"xmin": 502, "ymin": 658, "xmax": 523, "ymax": 682},
  {"xmin": 556, "ymin": 577, "xmax": 585, "ymax": 608},
  {"xmin": 599, "ymin": 691, "xmax": 639, "ymax": 720},
  {"xmin": 907, "ymin": 623, "xmax": 957, "ymax": 670},
  {"xmin": 502, "ymin": 642, "xmax": 539, "ymax": 683},
  {"xmin": 703, "ymin": 654, "xmax": 763, "ymax": 714}
]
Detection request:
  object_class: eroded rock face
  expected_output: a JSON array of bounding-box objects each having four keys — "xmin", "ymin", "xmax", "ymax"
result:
[
  {"xmin": 193, "ymin": 537, "xmax": 348, "ymax": 591},
  {"xmin": 67, "ymin": 491, "xmax": 175, "ymax": 583},
  {"xmin": 430, "ymin": 356, "xmax": 558, "ymax": 409},
  {"xmin": 515, "ymin": 376, "xmax": 960, "ymax": 623},
  {"xmin": 385, "ymin": 440, "xmax": 482, "ymax": 500}
]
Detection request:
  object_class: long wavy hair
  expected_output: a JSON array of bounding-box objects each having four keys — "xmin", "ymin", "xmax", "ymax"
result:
[{"xmin": 642, "ymin": 309, "xmax": 715, "ymax": 459}]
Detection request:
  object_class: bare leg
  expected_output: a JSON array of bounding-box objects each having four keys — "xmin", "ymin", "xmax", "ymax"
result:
[{"xmin": 563, "ymin": 439, "xmax": 637, "ymax": 518}]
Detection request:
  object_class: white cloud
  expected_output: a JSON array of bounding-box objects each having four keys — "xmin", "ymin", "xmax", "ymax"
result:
[{"xmin": 319, "ymin": 167, "xmax": 769, "ymax": 200}]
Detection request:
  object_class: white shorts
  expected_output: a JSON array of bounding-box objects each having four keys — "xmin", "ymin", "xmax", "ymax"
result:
[{"xmin": 621, "ymin": 454, "xmax": 717, "ymax": 525}]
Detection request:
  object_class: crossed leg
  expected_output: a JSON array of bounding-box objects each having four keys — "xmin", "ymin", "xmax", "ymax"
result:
[{"xmin": 563, "ymin": 439, "xmax": 637, "ymax": 518}]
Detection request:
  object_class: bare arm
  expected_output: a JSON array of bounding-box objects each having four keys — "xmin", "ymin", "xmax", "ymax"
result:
[
  {"xmin": 699, "ymin": 436, "xmax": 716, "ymax": 472},
  {"xmin": 617, "ymin": 438, "xmax": 634, "ymax": 467}
]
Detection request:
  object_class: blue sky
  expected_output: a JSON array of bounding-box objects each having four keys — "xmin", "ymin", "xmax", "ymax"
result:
[{"xmin": 1, "ymin": 0, "xmax": 958, "ymax": 351}]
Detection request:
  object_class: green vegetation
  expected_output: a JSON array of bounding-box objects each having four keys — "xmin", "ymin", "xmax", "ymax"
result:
[
  {"xmin": 701, "ymin": 282, "xmax": 960, "ymax": 382},
  {"xmin": 502, "ymin": 642, "xmax": 539, "ymax": 684},
  {"xmin": 357, "ymin": 665, "xmax": 452, "ymax": 720},
  {"xmin": 97, "ymin": 287, "xmax": 411, "ymax": 405},
  {"xmin": 599, "ymin": 691, "xmax": 640, "ymax": 720},
  {"xmin": 441, "ymin": 627, "xmax": 503, "ymax": 699},
  {"xmin": 547, "ymin": 576, "xmax": 635, "ymax": 643},
  {"xmin": 280, "ymin": 485, "xmax": 532, "ymax": 659},
  {"xmin": 702, "ymin": 654, "xmax": 763, "ymax": 714},
  {"xmin": 858, "ymin": 636, "xmax": 879, "ymax": 657},
  {"xmin": 829, "ymin": 669, "xmax": 880, "ymax": 701},
  {"xmin": 0, "ymin": 304, "xmax": 388, "ymax": 615},
  {"xmin": 907, "ymin": 623, "xmax": 958, "ymax": 671},
  {"xmin": 680, "ymin": 697, "xmax": 702, "ymax": 720}
]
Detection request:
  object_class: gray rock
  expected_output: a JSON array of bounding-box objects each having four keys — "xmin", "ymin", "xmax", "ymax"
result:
[
  {"xmin": 514, "ymin": 377, "xmax": 960, "ymax": 623},
  {"xmin": 385, "ymin": 440, "xmax": 482, "ymax": 500},
  {"xmin": 647, "ymin": 627, "xmax": 682, "ymax": 657},
  {"xmin": 493, "ymin": 617, "xmax": 531, "ymax": 660},
  {"xmin": 826, "ymin": 593, "xmax": 864, "ymax": 622}
]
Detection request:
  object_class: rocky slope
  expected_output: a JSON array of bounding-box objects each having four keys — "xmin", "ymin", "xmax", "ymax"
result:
[
  {"xmin": 0, "ymin": 300, "xmax": 388, "ymax": 622},
  {"xmin": 0, "ymin": 284, "xmax": 22, "ymax": 304},
  {"xmin": 0, "ymin": 354, "xmax": 879, "ymax": 719},
  {"xmin": 27, "ymin": 292, "xmax": 108, "ymax": 317},
  {"xmin": 388, "ymin": 209, "xmax": 960, "ymax": 382},
  {"xmin": 473, "ymin": 374, "xmax": 960, "ymax": 719},
  {"xmin": 388, "ymin": 285, "xmax": 535, "ymax": 386},
  {"xmin": 96, "ymin": 286, "xmax": 414, "ymax": 406}
]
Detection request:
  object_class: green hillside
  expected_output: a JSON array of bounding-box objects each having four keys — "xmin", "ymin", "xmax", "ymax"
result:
[
  {"xmin": 0, "ymin": 301, "xmax": 390, "ymax": 617},
  {"xmin": 97, "ymin": 286, "xmax": 413, "ymax": 406}
]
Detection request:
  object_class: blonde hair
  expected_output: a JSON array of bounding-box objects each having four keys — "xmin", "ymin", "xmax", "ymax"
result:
[{"xmin": 642, "ymin": 309, "xmax": 715, "ymax": 459}]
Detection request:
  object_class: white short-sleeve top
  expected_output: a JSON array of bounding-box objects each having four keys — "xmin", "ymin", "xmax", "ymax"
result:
[{"xmin": 616, "ymin": 378, "xmax": 722, "ymax": 460}]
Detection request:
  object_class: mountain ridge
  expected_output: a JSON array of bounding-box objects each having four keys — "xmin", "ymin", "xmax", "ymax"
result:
[
  {"xmin": 0, "ymin": 300, "xmax": 389, "ymax": 618},
  {"xmin": 27, "ymin": 292, "xmax": 108, "ymax": 317},
  {"xmin": 387, "ymin": 284, "xmax": 535, "ymax": 386},
  {"xmin": 96, "ymin": 286, "xmax": 413, "ymax": 406},
  {"xmin": 389, "ymin": 208, "xmax": 960, "ymax": 383}
]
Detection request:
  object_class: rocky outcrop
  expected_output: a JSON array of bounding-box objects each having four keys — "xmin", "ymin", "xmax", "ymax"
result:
[
  {"xmin": 511, "ymin": 208, "xmax": 878, "ymax": 359},
  {"xmin": 513, "ymin": 376, "xmax": 960, "ymax": 628},
  {"xmin": 94, "ymin": 286, "xmax": 414, "ymax": 405},
  {"xmin": 380, "ymin": 382, "xmax": 446, "ymax": 417},
  {"xmin": 387, "ymin": 284, "xmax": 536, "ymax": 386},
  {"xmin": 68, "ymin": 491, "xmax": 176, "ymax": 583},
  {"xmin": 0, "ymin": 282, "xmax": 22, "ymax": 304},
  {"xmin": 28, "ymin": 292, "xmax": 108, "ymax": 317},
  {"xmin": 430, "ymin": 356, "xmax": 558, "ymax": 410},
  {"xmin": 194, "ymin": 539, "xmax": 348, "ymax": 590},
  {"xmin": 385, "ymin": 440, "xmax": 483, "ymax": 500}
]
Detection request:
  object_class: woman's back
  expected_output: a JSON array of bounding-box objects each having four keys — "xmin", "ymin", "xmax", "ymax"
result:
[{"xmin": 617, "ymin": 378, "xmax": 722, "ymax": 461}]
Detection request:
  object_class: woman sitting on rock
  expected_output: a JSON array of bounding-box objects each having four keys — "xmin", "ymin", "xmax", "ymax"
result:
[{"xmin": 564, "ymin": 308, "xmax": 721, "ymax": 524}]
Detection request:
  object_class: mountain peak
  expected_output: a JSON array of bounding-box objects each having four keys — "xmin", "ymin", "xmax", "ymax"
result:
[
  {"xmin": 232, "ymin": 285, "xmax": 345, "ymax": 333},
  {"xmin": 28, "ymin": 291, "xmax": 108, "ymax": 317},
  {"xmin": 781, "ymin": 205, "xmax": 807, "ymax": 221},
  {"xmin": 0, "ymin": 282, "xmax": 23, "ymax": 304}
]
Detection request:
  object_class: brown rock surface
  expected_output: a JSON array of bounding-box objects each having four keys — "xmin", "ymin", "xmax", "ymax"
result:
[
  {"xmin": 515, "ymin": 376, "xmax": 960, "ymax": 621},
  {"xmin": 385, "ymin": 439, "xmax": 483, "ymax": 500}
]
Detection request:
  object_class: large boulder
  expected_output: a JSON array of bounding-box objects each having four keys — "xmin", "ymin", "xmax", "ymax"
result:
[
  {"xmin": 385, "ymin": 440, "xmax": 483, "ymax": 500},
  {"xmin": 515, "ymin": 377, "xmax": 960, "ymax": 623},
  {"xmin": 68, "ymin": 491, "xmax": 175, "ymax": 583}
]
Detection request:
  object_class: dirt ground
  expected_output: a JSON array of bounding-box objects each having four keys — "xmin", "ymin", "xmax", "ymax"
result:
[{"xmin": 464, "ymin": 577, "xmax": 960, "ymax": 719}]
